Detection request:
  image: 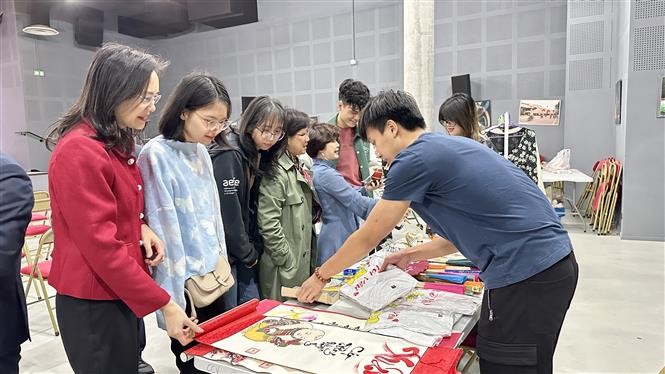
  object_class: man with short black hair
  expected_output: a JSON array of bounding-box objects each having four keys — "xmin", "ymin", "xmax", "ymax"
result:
[
  {"xmin": 299, "ymin": 90, "xmax": 578, "ymax": 374},
  {"xmin": 328, "ymin": 79, "xmax": 371, "ymax": 187}
]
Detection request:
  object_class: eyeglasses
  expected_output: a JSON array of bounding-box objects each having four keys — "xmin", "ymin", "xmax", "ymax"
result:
[
  {"xmin": 193, "ymin": 111, "xmax": 229, "ymax": 131},
  {"xmin": 138, "ymin": 93, "xmax": 162, "ymax": 106},
  {"xmin": 260, "ymin": 128, "xmax": 285, "ymax": 141}
]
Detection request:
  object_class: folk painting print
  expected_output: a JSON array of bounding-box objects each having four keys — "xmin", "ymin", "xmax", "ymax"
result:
[
  {"xmin": 475, "ymin": 100, "xmax": 492, "ymax": 130},
  {"xmin": 213, "ymin": 316, "xmax": 425, "ymax": 373},
  {"xmin": 518, "ymin": 99, "xmax": 561, "ymax": 126}
]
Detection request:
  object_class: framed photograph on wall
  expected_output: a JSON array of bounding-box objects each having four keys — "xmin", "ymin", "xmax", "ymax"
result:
[
  {"xmin": 658, "ymin": 76, "xmax": 665, "ymax": 118},
  {"xmin": 518, "ymin": 99, "xmax": 561, "ymax": 126},
  {"xmin": 615, "ymin": 80, "xmax": 622, "ymax": 124},
  {"xmin": 475, "ymin": 100, "xmax": 492, "ymax": 130}
]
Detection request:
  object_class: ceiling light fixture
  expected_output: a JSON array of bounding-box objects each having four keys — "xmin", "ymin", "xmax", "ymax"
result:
[
  {"xmin": 22, "ymin": 2, "xmax": 59, "ymax": 36},
  {"xmin": 22, "ymin": 24, "xmax": 59, "ymax": 36}
]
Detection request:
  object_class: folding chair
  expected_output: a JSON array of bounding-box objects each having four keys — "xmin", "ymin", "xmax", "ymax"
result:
[
  {"xmin": 23, "ymin": 197, "xmax": 52, "ymax": 261},
  {"xmin": 31, "ymin": 191, "xmax": 50, "ymax": 223},
  {"xmin": 21, "ymin": 228, "xmax": 59, "ymax": 336}
]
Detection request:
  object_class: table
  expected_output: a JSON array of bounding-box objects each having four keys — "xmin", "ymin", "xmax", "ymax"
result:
[
  {"xmin": 191, "ymin": 297, "xmax": 480, "ymax": 373},
  {"xmin": 541, "ymin": 169, "xmax": 593, "ymax": 231}
]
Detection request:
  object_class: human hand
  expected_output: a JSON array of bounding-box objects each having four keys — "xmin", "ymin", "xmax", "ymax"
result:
[
  {"xmin": 379, "ymin": 248, "xmax": 413, "ymax": 272},
  {"xmin": 364, "ymin": 179, "xmax": 384, "ymax": 191},
  {"xmin": 141, "ymin": 224, "xmax": 164, "ymax": 266},
  {"xmin": 161, "ymin": 299, "xmax": 203, "ymax": 346},
  {"xmin": 296, "ymin": 274, "xmax": 326, "ymax": 303}
]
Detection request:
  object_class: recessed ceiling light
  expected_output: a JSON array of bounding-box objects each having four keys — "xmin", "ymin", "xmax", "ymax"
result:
[{"xmin": 22, "ymin": 24, "xmax": 59, "ymax": 36}]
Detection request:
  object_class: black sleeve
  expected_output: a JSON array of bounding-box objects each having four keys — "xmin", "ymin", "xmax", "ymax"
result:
[
  {"xmin": 212, "ymin": 151, "xmax": 259, "ymax": 266},
  {"xmin": 0, "ymin": 157, "xmax": 34, "ymax": 279}
]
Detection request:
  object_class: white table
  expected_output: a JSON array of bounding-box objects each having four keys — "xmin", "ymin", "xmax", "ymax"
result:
[{"xmin": 541, "ymin": 169, "xmax": 593, "ymax": 231}]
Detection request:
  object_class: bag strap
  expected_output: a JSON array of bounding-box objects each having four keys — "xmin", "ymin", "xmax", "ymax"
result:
[{"xmin": 183, "ymin": 289, "xmax": 198, "ymax": 320}]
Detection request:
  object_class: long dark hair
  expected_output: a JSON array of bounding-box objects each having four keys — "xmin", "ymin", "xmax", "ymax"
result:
[
  {"xmin": 438, "ymin": 93, "xmax": 480, "ymax": 140},
  {"xmin": 159, "ymin": 72, "xmax": 231, "ymax": 141},
  {"xmin": 231, "ymin": 96, "xmax": 285, "ymax": 177},
  {"xmin": 47, "ymin": 43, "xmax": 168, "ymax": 153}
]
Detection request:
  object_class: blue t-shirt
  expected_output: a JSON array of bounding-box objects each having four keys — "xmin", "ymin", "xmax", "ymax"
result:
[{"xmin": 382, "ymin": 132, "xmax": 572, "ymax": 289}]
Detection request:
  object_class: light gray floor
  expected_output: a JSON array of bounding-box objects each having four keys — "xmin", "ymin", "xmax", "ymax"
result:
[{"xmin": 18, "ymin": 219, "xmax": 665, "ymax": 373}]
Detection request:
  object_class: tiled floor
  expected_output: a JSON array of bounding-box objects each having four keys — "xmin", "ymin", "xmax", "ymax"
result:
[{"xmin": 18, "ymin": 219, "xmax": 665, "ymax": 373}]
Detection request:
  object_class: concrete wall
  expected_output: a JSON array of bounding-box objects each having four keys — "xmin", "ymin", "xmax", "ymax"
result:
[
  {"xmin": 611, "ymin": 0, "xmax": 631, "ymax": 164},
  {"xmin": 432, "ymin": 0, "xmax": 568, "ymax": 159},
  {"xmin": 0, "ymin": 0, "xmax": 30, "ymax": 168}
]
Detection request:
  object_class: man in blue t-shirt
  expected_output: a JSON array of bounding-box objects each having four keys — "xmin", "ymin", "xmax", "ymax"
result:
[{"xmin": 297, "ymin": 90, "xmax": 578, "ymax": 374}]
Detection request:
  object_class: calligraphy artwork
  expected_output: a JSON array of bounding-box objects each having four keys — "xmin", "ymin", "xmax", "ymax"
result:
[
  {"xmin": 213, "ymin": 316, "xmax": 424, "ymax": 373},
  {"xmin": 193, "ymin": 348, "xmax": 306, "ymax": 374},
  {"xmin": 264, "ymin": 301, "xmax": 366, "ymax": 331}
]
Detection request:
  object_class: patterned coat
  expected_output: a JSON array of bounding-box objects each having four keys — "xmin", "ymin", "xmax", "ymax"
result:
[{"xmin": 138, "ymin": 135, "xmax": 227, "ymax": 327}]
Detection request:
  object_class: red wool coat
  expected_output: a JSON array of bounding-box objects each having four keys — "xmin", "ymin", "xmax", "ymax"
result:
[{"xmin": 48, "ymin": 121, "xmax": 170, "ymax": 317}]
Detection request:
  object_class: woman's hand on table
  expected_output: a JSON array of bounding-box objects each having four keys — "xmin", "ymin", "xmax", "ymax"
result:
[
  {"xmin": 296, "ymin": 274, "xmax": 326, "ymax": 303},
  {"xmin": 380, "ymin": 248, "xmax": 413, "ymax": 272}
]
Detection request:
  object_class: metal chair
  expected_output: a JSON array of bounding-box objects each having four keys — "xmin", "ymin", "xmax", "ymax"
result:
[{"xmin": 20, "ymin": 228, "xmax": 59, "ymax": 336}]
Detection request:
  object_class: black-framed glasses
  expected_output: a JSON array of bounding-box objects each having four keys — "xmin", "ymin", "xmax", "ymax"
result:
[
  {"xmin": 138, "ymin": 93, "xmax": 162, "ymax": 106},
  {"xmin": 193, "ymin": 111, "xmax": 229, "ymax": 131}
]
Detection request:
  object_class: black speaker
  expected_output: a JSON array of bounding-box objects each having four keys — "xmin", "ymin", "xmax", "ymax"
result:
[
  {"xmin": 241, "ymin": 96, "xmax": 257, "ymax": 113},
  {"xmin": 75, "ymin": 7, "xmax": 104, "ymax": 48},
  {"xmin": 451, "ymin": 74, "xmax": 471, "ymax": 96}
]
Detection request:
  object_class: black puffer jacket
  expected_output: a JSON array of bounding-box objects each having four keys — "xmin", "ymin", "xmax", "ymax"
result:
[{"xmin": 209, "ymin": 129, "xmax": 263, "ymax": 267}]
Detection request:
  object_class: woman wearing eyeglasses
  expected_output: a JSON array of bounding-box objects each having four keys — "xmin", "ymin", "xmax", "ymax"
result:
[
  {"xmin": 46, "ymin": 43, "xmax": 198, "ymax": 374},
  {"xmin": 257, "ymin": 109, "xmax": 317, "ymax": 301},
  {"xmin": 137, "ymin": 72, "xmax": 230, "ymax": 373},
  {"xmin": 209, "ymin": 96, "xmax": 286, "ymax": 309}
]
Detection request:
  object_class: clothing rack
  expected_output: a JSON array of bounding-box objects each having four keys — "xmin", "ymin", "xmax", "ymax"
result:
[{"xmin": 481, "ymin": 112, "xmax": 512, "ymax": 159}]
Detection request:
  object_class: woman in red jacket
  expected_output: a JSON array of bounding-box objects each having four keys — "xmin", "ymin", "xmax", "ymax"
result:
[{"xmin": 46, "ymin": 43, "xmax": 199, "ymax": 374}]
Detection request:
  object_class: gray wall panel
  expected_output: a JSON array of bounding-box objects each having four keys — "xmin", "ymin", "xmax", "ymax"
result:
[{"xmin": 433, "ymin": 1, "xmax": 566, "ymax": 159}]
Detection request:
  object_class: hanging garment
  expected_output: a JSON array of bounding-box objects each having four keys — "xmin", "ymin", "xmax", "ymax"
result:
[{"xmin": 487, "ymin": 128, "xmax": 540, "ymax": 184}]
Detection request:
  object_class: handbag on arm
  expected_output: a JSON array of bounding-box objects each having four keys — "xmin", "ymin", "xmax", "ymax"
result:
[{"xmin": 184, "ymin": 255, "xmax": 234, "ymax": 312}]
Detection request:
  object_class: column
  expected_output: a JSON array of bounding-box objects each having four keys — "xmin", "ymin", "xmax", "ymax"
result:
[{"xmin": 403, "ymin": 0, "xmax": 434, "ymax": 129}]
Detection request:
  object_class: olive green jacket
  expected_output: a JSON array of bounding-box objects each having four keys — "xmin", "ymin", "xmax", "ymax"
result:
[
  {"xmin": 327, "ymin": 114, "xmax": 371, "ymax": 183},
  {"xmin": 257, "ymin": 153, "xmax": 316, "ymax": 300}
]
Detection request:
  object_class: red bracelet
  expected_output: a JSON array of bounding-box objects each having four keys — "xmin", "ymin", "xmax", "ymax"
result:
[{"xmin": 314, "ymin": 267, "xmax": 330, "ymax": 283}]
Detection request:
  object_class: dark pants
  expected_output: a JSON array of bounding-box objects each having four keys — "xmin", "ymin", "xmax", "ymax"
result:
[
  {"xmin": 170, "ymin": 294, "xmax": 226, "ymax": 373},
  {"xmin": 477, "ymin": 252, "xmax": 578, "ymax": 374},
  {"xmin": 56, "ymin": 294, "xmax": 139, "ymax": 374},
  {"xmin": 222, "ymin": 263, "xmax": 260, "ymax": 311},
  {"xmin": 0, "ymin": 346, "xmax": 20, "ymax": 374},
  {"xmin": 138, "ymin": 318, "xmax": 146, "ymax": 354}
]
